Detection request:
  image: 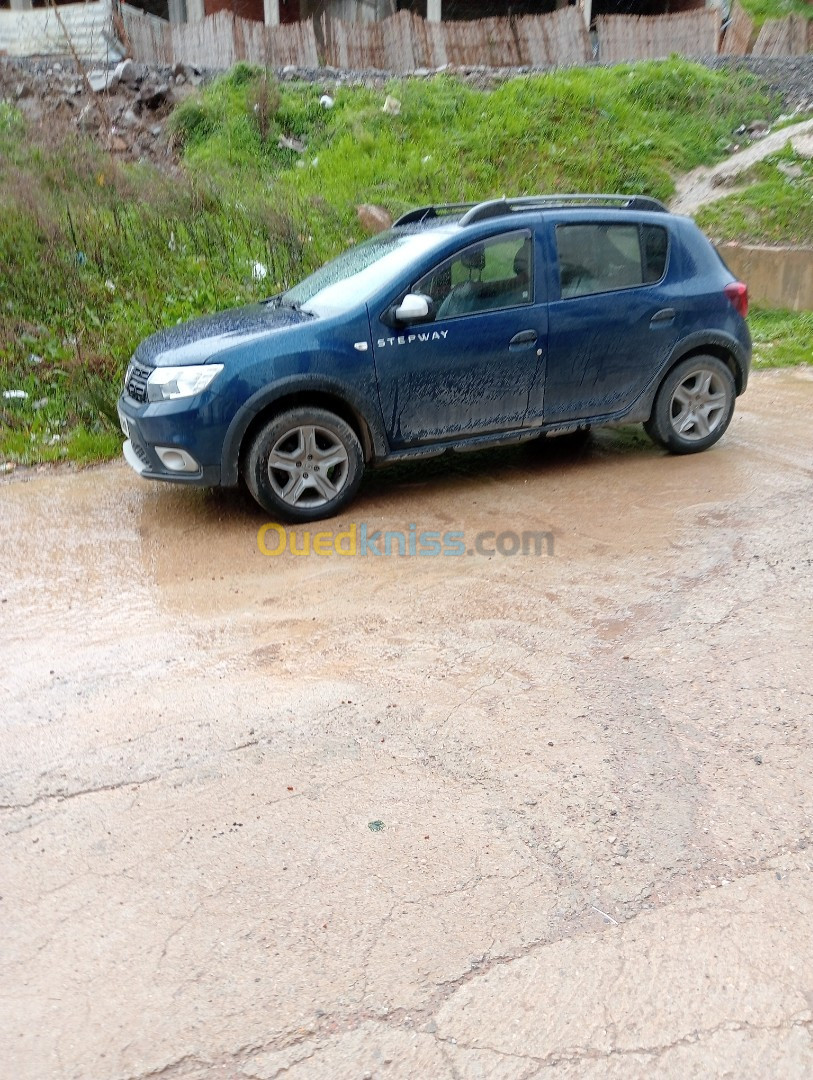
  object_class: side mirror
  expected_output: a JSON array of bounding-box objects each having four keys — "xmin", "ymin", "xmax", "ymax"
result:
[{"xmin": 394, "ymin": 293, "xmax": 431, "ymax": 324}]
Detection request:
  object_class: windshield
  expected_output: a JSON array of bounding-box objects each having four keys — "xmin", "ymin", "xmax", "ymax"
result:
[{"xmin": 280, "ymin": 229, "xmax": 451, "ymax": 316}]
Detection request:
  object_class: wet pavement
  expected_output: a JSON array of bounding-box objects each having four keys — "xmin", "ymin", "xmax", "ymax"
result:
[{"xmin": 1, "ymin": 369, "xmax": 812, "ymax": 1079}]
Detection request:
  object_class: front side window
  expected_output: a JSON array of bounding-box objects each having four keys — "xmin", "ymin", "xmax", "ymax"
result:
[
  {"xmin": 413, "ymin": 231, "xmax": 533, "ymax": 321},
  {"xmin": 556, "ymin": 223, "xmax": 668, "ymax": 299}
]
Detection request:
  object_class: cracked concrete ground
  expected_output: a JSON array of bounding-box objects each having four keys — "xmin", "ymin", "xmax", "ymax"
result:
[{"xmin": 1, "ymin": 368, "xmax": 812, "ymax": 1080}]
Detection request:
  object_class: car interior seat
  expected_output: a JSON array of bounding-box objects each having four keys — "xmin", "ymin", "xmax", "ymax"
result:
[{"xmin": 436, "ymin": 247, "xmax": 487, "ymax": 318}]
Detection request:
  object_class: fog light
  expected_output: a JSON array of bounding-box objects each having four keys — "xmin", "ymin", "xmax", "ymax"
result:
[{"xmin": 155, "ymin": 446, "xmax": 200, "ymax": 473}]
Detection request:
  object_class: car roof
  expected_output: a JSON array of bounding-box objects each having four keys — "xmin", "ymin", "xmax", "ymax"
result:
[{"xmin": 393, "ymin": 194, "xmax": 670, "ymax": 231}]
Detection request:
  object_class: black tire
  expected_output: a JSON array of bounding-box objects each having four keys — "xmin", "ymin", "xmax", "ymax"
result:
[
  {"xmin": 244, "ymin": 407, "xmax": 364, "ymax": 522},
  {"xmin": 644, "ymin": 355, "xmax": 736, "ymax": 454}
]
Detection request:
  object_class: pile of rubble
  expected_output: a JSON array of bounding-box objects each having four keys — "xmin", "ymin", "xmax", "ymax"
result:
[
  {"xmin": 705, "ymin": 55, "xmax": 813, "ymax": 117},
  {"xmin": 0, "ymin": 56, "xmax": 203, "ymax": 166}
]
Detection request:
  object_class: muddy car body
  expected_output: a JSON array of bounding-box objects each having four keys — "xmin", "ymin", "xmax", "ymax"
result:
[{"xmin": 118, "ymin": 195, "xmax": 751, "ymax": 521}]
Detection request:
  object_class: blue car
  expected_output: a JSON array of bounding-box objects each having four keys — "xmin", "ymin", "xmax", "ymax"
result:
[{"xmin": 118, "ymin": 194, "xmax": 751, "ymax": 522}]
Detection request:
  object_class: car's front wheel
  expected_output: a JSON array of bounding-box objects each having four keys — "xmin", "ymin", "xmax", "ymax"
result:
[
  {"xmin": 245, "ymin": 407, "xmax": 364, "ymax": 521},
  {"xmin": 645, "ymin": 355, "xmax": 736, "ymax": 454}
]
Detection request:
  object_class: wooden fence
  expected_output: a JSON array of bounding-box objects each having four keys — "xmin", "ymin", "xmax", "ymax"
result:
[
  {"xmin": 118, "ymin": 4, "xmax": 810, "ymax": 73},
  {"xmin": 120, "ymin": 4, "xmax": 171, "ymax": 64},
  {"xmin": 752, "ymin": 13, "xmax": 811, "ymax": 58},
  {"xmin": 121, "ymin": 3, "xmax": 320, "ymax": 66},
  {"xmin": 320, "ymin": 7, "xmax": 590, "ymax": 73},
  {"xmin": 595, "ymin": 9, "xmax": 720, "ymax": 64},
  {"xmin": 720, "ymin": 1, "xmax": 754, "ymax": 57},
  {"xmin": 121, "ymin": 6, "xmax": 591, "ymax": 72}
]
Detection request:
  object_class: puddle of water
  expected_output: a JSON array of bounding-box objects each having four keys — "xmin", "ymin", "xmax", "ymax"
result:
[{"xmin": 1, "ymin": 371, "xmax": 809, "ymax": 632}]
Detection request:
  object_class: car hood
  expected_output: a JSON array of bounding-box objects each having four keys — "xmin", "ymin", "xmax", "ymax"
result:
[{"xmin": 133, "ymin": 303, "xmax": 313, "ymax": 367}]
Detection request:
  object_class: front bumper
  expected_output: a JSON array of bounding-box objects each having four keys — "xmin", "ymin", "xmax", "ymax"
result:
[{"xmin": 118, "ymin": 398, "xmax": 222, "ymax": 487}]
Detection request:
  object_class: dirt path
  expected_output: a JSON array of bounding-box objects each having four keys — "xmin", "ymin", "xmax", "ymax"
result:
[
  {"xmin": 670, "ymin": 116, "xmax": 813, "ymax": 216},
  {"xmin": 1, "ymin": 369, "xmax": 812, "ymax": 1079}
]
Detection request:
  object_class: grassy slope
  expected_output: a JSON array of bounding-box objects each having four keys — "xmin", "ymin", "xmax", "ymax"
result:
[
  {"xmin": 740, "ymin": 0, "xmax": 812, "ymax": 24},
  {"xmin": 0, "ymin": 60, "xmax": 806, "ymax": 466},
  {"xmin": 749, "ymin": 308, "xmax": 813, "ymax": 368},
  {"xmin": 171, "ymin": 61, "xmax": 779, "ymax": 266},
  {"xmin": 694, "ymin": 146, "xmax": 813, "ymax": 246},
  {"xmin": 694, "ymin": 141, "xmax": 813, "ymax": 371},
  {"xmin": 0, "ymin": 98, "xmax": 293, "ymax": 463}
]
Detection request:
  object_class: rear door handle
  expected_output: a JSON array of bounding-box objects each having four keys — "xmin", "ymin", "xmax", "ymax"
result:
[
  {"xmin": 509, "ymin": 330, "xmax": 538, "ymax": 349},
  {"xmin": 650, "ymin": 308, "xmax": 676, "ymax": 325}
]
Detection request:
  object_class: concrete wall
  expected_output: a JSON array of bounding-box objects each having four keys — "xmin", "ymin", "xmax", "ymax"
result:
[
  {"xmin": 0, "ymin": 0, "xmax": 117, "ymax": 60},
  {"xmin": 717, "ymin": 244, "xmax": 813, "ymax": 312}
]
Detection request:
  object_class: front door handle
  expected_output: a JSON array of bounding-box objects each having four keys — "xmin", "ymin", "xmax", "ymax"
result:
[
  {"xmin": 509, "ymin": 329, "xmax": 538, "ymax": 349},
  {"xmin": 650, "ymin": 308, "xmax": 676, "ymax": 325}
]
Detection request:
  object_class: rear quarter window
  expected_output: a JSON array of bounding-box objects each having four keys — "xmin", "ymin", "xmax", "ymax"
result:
[{"xmin": 556, "ymin": 223, "xmax": 669, "ymax": 299}]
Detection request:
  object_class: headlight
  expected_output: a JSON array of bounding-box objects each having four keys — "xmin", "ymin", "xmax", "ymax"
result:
[{"xmin": 146, "ymin": 364, "xmax": 224, "ymax": 403}]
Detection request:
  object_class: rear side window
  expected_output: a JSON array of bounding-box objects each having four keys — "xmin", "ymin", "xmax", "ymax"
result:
[{"xmin": 556, "ymin": 223, "xmax": 668, "ymax": 299}]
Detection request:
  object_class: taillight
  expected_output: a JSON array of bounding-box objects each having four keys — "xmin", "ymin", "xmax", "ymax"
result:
[{"xmin": 724, "ymin": 281, "xmax": 748, "ymax": 318}]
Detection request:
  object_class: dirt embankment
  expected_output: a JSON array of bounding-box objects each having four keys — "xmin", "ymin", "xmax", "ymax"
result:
[
  {"xmin": 2, "ymin": 52, "xmax": 813, "ymax": 174},
  {"xmin": 0, "ymin": 56, "xmax": 197, "ymax": 168},
  {"xmin": 670, "ymin": 115, "xmax": 813, "ymax": 217}
]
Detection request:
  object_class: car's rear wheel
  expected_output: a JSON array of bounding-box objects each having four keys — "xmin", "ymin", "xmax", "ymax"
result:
[
  {"xmin": 245, "ymin": 407, "xmax": 364, "ymax": 522},
  {"xmin": 645, "ymin": 356, "xmax": 735, "ymax": 454}
]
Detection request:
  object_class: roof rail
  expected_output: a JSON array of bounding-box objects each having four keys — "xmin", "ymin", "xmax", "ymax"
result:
[
  {"xmin": 458, "ymin": 194, "xmax": 668, "ymax": 225},
  {"xmin": 393, "ymin": 195, "xmax": 668, "ymax": 229},
  {"xmin": 393, "ymin": 202, "xmax": 479, "ymax": 227}
]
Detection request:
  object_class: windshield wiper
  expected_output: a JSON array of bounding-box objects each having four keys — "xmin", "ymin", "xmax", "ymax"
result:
[{"xmin": 264, "ymin": 295, "xmax": 315, "ymax": 316}]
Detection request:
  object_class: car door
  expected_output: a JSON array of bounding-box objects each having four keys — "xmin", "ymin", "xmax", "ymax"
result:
[
  {"xmin": 543, "ymin": 220, "xmax": 682, "ymax": 423},
  {"xmin": 370, "ymin": 230, "xmax": 547, "ymax": 448}
]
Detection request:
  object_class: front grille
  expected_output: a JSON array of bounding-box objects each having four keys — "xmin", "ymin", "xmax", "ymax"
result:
[
  {"xmin": 129, "ymin": 432, "xmax": 152, "ymax": 468},
  {"xmin": 125, "ymin": 362, "xmax": 152, "ymax": 404}
]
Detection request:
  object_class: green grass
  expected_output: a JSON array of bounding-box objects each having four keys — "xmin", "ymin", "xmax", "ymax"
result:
[
  {"xmin": 172, "ymin": 59, "xmax": 778, "ymax": 263},
  {"xmin": 0, "ymin": 59, "xmax": 803, "ymax": 466},
  {"xmin": 0, "ymin": 111, "xmax": 298, "ymax": 463},
  {"xmin": 750, "ymin": 308, "xmax": 813, "ymax": 368},
  {"xmin": 694, "ymin": 147, "xmax": 813, "ymax": 245},
  {"xmin": 739, "ymin": 0, "xmax": 812, "ymax": 25}
]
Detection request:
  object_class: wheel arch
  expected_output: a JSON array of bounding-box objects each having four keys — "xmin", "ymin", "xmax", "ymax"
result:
[
  {"xmin": 644, "ymin": 350, "xmax": 737, "ymax": 454},
  {"xmin": 621, "ymin": 335, "xmax": 746, "ymax": 427},
  {"xmin": 221, "ymin": 381, "xmax": 387, "ymax": 487},
  {"xmin": 671, "ymin": 343, "xmax": 743, "ymax": 395}
]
